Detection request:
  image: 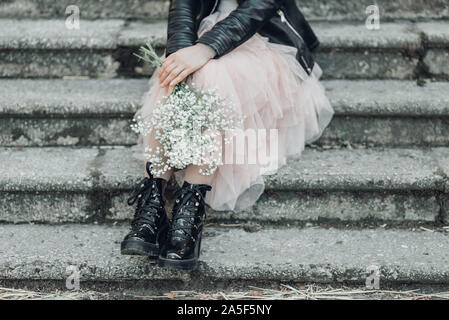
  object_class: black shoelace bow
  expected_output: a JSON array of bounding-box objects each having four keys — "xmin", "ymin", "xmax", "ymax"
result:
[
  {"xmin": 170, "ymin": 184, "xmax": 212, "ymax": 242},
  {"xmin": 127, "ymin": 177, "xmax": 163, "ymax": 234}
]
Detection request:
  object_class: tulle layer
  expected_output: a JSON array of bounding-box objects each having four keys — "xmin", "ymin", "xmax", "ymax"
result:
[{"xmin": 133, "ymin": 10, "xmax": 334, "ymax": 212}]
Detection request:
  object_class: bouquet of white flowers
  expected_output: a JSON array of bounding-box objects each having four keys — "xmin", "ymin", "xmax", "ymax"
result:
[{"xmin": 132, "ymin": 43, "xmax": 243, "ymax": 176}]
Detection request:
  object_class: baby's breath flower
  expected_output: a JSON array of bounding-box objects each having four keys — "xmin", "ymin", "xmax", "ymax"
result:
[{"xmin": 132, "ymin": 42, "xmax": 243, "ymax": 176}]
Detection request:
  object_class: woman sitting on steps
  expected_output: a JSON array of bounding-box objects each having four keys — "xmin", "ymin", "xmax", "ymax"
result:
[{"xmin": 120, "ymin": 0, "xmax": 334, "ymax": 270}]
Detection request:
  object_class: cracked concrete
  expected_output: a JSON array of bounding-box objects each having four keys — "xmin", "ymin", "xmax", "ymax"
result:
[
  {"xmin": 1, "ymin": 0, "xmax": 448, "ymax": 293},
  {"xmin": 1, "ymin": 0, "xmax": 448, "ymax": 21},
  {"xmin": 1, "ymin": 79, "xmax": 449, "ymax": 147},
  {"xmin": 0, "ymin": 225, "xmax": 449, "ymax": 287},
  {"xmin": 1, "ymin": 147, "xmax": 449, "ymax": 224},
  {"xmin": 0, "ymin": 19, "xmax": 447, "ymax": 79}
]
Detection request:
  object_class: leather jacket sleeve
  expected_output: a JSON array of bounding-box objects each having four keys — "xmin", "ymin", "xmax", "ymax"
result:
[
  {"xmin": 166, "ymin": 0, "xmax": 201, "ymax": 57},
  {"xmin": 197, "ymin": 0, "xmax": 286, "ymax": 58}
]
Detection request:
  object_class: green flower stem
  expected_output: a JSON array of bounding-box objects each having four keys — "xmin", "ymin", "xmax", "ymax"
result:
[
  {"xmin": 134, "ymin": 42, "xmax": 163, "ymax": 68},
  {"xmin": 134, "ymin": 42, "xmax": 186, "ymax": 91}
]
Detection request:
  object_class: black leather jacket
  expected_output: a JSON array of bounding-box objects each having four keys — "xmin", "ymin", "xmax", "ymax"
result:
[{"xmin": 167, "ymin": 0, "xmax": 319, "ymax": 74}]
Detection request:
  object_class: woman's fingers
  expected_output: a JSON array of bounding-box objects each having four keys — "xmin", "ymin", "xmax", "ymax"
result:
[
  {"xmin": 158, "ymin": 64, "xmax": 172, "ymax": 84},
  {"xmin": 161, "ymin": 65, "xmax": 185, "ymax": 88},
  {"xmin": 158, "ymin": 55, "xmax": 175, "ymax": 80},
  {"xmin": 159, "ymin": 64, "xmax": 177, "ymax": 85},
  {"xmin": 168, "ymin": 69, "xmax": 191, "ymax": 91},
  {"xmin": 158, "ymin": 44, "xmax": 213, "ymax": 92},
  {"xmin": 159, "ymin": 56, "xmax": 186, "ymax": 86},
  {"xmin": 162, "ymin": 84, "xmax": 171, "ymax": 96}
]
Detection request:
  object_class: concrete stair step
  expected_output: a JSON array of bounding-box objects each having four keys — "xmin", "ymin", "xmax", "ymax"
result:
[
  {"xmin": 1, "ymin": 146, "xmax": 449, "ymax": 225},
  {"xmin": 1, "ymin": 79, "xmax": 449, "ymax": 147},
  {"xmin": 0, "ymin": 19, "xmax": 448, "ymax": 79},
  {"xmin": 1, "ymin": 224, "xmax": 449, "ymax": 290},
  {"xmin": 1, "ymin": 0, "xmax": 448, "ymax": 21}
]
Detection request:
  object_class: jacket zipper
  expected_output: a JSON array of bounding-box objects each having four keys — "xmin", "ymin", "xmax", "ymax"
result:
[{"xmin": 277, "ymin": 9, "xmax": 312, "ymax": 73}]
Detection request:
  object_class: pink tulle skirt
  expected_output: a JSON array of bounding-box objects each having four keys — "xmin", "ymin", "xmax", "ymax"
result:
[{"xmin": 133, "ymin": 10, "xmax": 334, "ymax": 212}]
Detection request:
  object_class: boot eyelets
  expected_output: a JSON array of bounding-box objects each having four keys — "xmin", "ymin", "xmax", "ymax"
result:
[
  {"xmin": 159, "ymin": 183, "xmax": 211, "ymax": 269},
  {"xmin": 122, "ymin": 172, "xmax": 168, "ymax": 257}
]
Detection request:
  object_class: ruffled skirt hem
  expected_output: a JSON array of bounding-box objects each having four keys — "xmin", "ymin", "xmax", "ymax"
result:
[{"xmin": 132, "ymin": 10, "xmax": 334, "ymax": 212}]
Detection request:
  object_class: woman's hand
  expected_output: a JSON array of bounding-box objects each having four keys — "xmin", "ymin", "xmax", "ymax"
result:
[{"xmin": 158, "ymin": 43, "xmax": 216, "ymax": 94}]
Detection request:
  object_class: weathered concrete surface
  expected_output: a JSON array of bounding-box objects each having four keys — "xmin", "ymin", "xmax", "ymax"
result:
[
  {"xmin": 0, "ymin": 50, "xmax": 119, "ymax": 78},
  {"xmin": 418, "ymin": 22, "xmax": 449, "ymax": 78},
  {"xmin": 0, "ymin": 19, "xmax": 124, "ymax": 49},
  {"xmin": 0, "ymin": 18, "xmax": 166, "ymax": 78},
  {"xmin": 0, "ymin": 79, "xmax": 147, "ymax": 116},
  {"xmin": 318, "ymin": 80, "xmax": 449, "ymax": 146},
  {"xmin": 432, "ymin": 148, "xmax": 449, "ymax": 223},
  {"xmin": 0, "ymin": 147, "xmax": 98, "ymax": 192},
  {"xmin": 265, "ymin": 148, "xmax": 442, "ymax": 191},
  {"xmin": 1, "ymin": 19, "xmax": 447, "ymax": 80},
  {"xmin": 419, "ymin": 22, "xmax": 449, "ymax": 47},
  {"xmin": 0, "ymin": 147, "xmax": 446, "ymax": 224},
  {"xmin": 0, "ymin": 19, "xmax": 123, "ymax": 77},
  {"xmin": 0, "ymin": 192, "xmax": 93, "ymax": 224},
  {"xmin": 209, "ymin": 191, "xmax": 439, "ymax": 223},
  {"xmin": 316, "ymin": 22, "xmax": 422, "ymax": 50},
  {"xmin": 0, "ymin": 118, "xmax": 137, "ymax": 147},
  {"xmin": 0, "ymin": 19, "xmax": 125, "ymax": 78},
  {"xmin": 315, "ymin": 50, "xmax": 418, "ymax": 80},
  {"xmin": 424, "ymin": 50, "xmax": 449, "ymax": 78},
  {"xmin": 0, "ymin": 147, "xmax": 442, "ymax": 193},
  {"xmin": 325, "ymin": 80, "xmax": 449, "ymax": 117},
  {"xmin": 0, "ymin": 0, "xmax": 171, "ymax": 20},
  {"xmin": 1, "ymin": 225, "xmax": 449, "ymax": 287},
  {"xmin": 118, "ymin": 21, "xmax": 167, "ymax": 48},
  {"xmin": 320, "ymin": 116, "xmax": 449, "ymax": 147},
  {"xmin": 433, "ymin": 148, "xmax": 449, "ymax": 192},
  {"xmin": 299, "ymin": 0, "xmax": 449, "ymax": 21},
  {"xmin": 314, "ymin": 22, "xmax": 421, "ymax": 80},
  {"xmin": 110, "ymin": 190, "xmax": 440, "ymax": 224},
  {"xmin": 0, "ymin": 19, "xmax": 427, "ymax": 79},
  {"xmin": 2, "ymin": 79, "xmax": 449, "ymax": 147},
  {"xmin": 0, "ymin": 79, "xmax": 146, "ymax": 146},
  {"xmin": 118, "ymin": 21, "xmax": 425, "ymax": 80},
  {"xmin": 0, "ymin": 12, "xmax": 426, "ymax": 51},
  {"xmin": 1, "ymin": 0, "xmax": 448, "ymax": 21}
]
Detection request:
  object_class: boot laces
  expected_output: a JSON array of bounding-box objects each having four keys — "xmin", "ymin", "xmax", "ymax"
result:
[
  {"xmin": 127, "ymin": 164, "xmax": 164, "ymax": 235},
  {"xmin": 169, "ymin": 184, "xmax": 211, "ymax": 241}
]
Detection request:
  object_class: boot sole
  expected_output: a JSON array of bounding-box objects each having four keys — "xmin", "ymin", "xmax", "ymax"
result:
[
  {"xmin": 120, "ymin": 224, "xmax": 168, "ymax": 259},
  {"xmin": 158, "ymin": 256, "xmax": 198, "ymax": 270},
  {"xmin": 158, "ymin": 234, "xmax": 202, "ymax": 271},
  {"xmin": 121, "ymin": 238, "xmax": 159, "ymax": 257}
]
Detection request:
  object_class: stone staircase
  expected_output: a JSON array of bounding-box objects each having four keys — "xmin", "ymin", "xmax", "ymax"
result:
[{"xmin": 1, "ymin": 0, "xmax": 449, "ymax": 294}]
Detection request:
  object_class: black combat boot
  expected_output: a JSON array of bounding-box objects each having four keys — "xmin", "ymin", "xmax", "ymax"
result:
[
  {"xmin": 158, "ymin": 181, "xmax": 212, "ymax": 270},
  {"xmin": 121, "ymin": 162, "xmax": 169, "ymax": 259}
]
